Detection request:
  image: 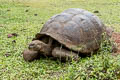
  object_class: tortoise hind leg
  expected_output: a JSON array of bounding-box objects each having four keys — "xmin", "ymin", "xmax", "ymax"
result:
[{"xmin": 52, "ymin": 47, "xmax": 79, "ymax": 61}]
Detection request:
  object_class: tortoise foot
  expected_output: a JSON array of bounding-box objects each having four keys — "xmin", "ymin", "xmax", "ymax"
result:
[{"xmin": 22, "ymin": 49, "xmax": 39, "ymax": 62}]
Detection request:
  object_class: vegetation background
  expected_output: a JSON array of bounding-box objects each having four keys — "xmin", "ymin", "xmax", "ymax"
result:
[{"xmin": 0, "ymin": 0, "xmax": 120, "ymax": 80}]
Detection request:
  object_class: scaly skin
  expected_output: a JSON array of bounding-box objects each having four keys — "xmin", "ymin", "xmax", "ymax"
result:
[{"xmin": 23, "ymin": 40, "xmax": 79, "ymax": 61}]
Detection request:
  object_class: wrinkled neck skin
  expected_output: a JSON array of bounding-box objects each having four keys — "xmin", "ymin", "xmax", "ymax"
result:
[
  {"xmin": 38, "ymin": 44, "xmax": 52, "ymax": 56},
  {"xmin": 38, "ymin": 37, "xmax": 53, "ymax": 56}
]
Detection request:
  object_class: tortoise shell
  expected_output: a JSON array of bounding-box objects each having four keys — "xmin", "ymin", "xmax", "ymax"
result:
[{"xmin": 34, "ymin": 8, "xmax": 105, "ymax": 54}]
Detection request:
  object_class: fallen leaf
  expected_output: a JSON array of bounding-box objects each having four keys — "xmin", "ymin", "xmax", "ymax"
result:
[{"xmin": 7, "ymin": 33, "xmax": 18, "ymax": 38}]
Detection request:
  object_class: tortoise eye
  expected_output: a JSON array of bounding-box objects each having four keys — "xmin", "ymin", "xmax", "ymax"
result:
[{"xmin": 29, "ymin": 44, "xmax": 35, "ymax": 49}]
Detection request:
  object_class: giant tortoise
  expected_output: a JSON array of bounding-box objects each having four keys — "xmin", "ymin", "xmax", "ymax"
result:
[{"xmin": 22, "ymin": 8, "xmax": 108, "ymax": 62}]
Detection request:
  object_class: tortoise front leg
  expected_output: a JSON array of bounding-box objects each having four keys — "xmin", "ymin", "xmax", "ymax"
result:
[
  {"xmin": 22, "ymin": 49, "xmax": 39, "ymax": 62},
  {"xmin": 52, "ymin": 47, "xmax": 79, "ymax": 61}
]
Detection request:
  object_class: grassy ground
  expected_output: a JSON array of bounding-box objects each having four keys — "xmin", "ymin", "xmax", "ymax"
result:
[{"xmin": 0, "ymin": 0, "xmax": 120, "ymax": 80}]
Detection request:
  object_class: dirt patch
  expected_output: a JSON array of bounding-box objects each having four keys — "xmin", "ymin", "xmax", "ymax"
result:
[{"xmin": 112, "ymin": 32, "xmax": 120, "ymax": 55}]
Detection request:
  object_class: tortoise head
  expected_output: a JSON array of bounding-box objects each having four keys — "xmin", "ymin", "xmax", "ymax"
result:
[{"xmin": 28, "ymin": 40, "xmax": 48, "ymax": 52}]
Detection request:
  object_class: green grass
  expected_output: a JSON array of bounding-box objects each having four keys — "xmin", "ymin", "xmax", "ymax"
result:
[{"xmin": 0, "ymin": 0, "xmax": 120, "ymax": 80}]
